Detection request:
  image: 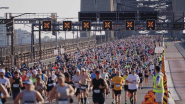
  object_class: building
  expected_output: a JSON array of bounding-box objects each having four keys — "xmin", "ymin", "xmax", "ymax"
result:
[
  {"xmin": 80, "ymin": 0, "xmax": 116, "ymax": 39},
  {"xmin": 0, "ymin": 17, "xmax": 11, "ymax": 46},
  {"xmin": 14, "ymin": 29, "xmax": 32, "ymax": 45}
]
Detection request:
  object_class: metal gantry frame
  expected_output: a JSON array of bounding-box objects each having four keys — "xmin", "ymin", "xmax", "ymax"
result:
[{"xmin": 1, "ymin": 11, "xmax": 185, "ymax": 67}]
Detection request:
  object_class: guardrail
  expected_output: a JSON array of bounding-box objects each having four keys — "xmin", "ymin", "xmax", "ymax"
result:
[
  {"xmin": 0, "ymin": 39, "xmax": 96, "ymax": 68},
  {"xmin": 0, "ymin": 37, "xmax": 95, "ymax": 58}
]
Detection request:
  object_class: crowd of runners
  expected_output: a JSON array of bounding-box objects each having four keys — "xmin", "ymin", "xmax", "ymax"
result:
[{"xmin": 0, "ymin": 35, "xmax": 163, "ymax": 104}]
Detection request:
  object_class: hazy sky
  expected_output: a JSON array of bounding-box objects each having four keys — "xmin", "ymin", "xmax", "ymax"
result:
[{"xmin": 0, "ymin": 0, "xmax": 84, "ymax": 39}]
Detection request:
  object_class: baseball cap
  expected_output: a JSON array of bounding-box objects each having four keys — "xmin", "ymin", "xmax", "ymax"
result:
[
  {"xmin": 37, "ymin": 68, "xmax": 41, "ymax": 71},
  {"xmin": 24, "ymin": 80, "xmax": 33, "ymax": 85},
  {"xmin": 16, "ymin": 69, "xmax": 20, "ymax": 73},
  {"xmin": 0, "ymin": 69, "xmax": 5, "ymax": 73},
  {"xmin": 95, "ymin": 70, "xmax": 100, "ymax": 74},
  {"xmin": 23, "ymin": 68, "xmax": 28, "ymax": 71},
  {"xmin": 32, "ymin": 70, "xmax": 37, "ymax": 75}
]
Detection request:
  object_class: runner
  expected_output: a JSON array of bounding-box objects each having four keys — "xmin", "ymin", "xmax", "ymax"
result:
[
  {"xmin": 37, "ymin": 68, "xmax": 48, "ymax": 84},
  {"xmin": 89, "ymin": 70, "xmax": 108, "ymax": 104},
  {"xmin": 123, "ymin": 70, "xmax": 129, "ymax": 104},
  {"xmin": 14, "ymin": 80, "xmax": 44, "ymax": 104},
  {"xmin": 65, "ymin": 72, "xmax": 75, "ymax": 104},
  {"xmin": 126, "ymin": 68, "xmax": 140, "ymax": 104},
  {"xmin": 138, "ymin": 70, "xmax": 144, "ymax": 89},
  {"xmin": 30, "ymin": 70, "xmax": 37, "ymax": 85},
  {"xmin": 35, "ymin": 75, "xmax": 47, "ymax": 100},
  {"xmin": 112, "ymin": 70, "xmax": 124, "ymax": 104},
  {"xmin": 46, "ymin": 69, "xmax": 55, "ymax": 102},
  {"xmin": 0, "ymin": 69, "xmax": 10, "ymax": 104},
  {"xmin": 10, "ymin": 70, "xmax": 23, "ymax": 102},
  {"xmin": 110, "ymin": 68, "xmax": 117, "ymax": 104},
  {"xmin": 101, "ymin": 68, "xmax": 109, "ymax": 98},
  {"xmin": 20, "ymin": 68, "xmax": 27, "ymax": 90},
  {"xmin": 79, "ymin": 68, "xmax": 91, "ymax": 104},
  {"xmin": 144, "ymin": 68, "xmax": 149, "ymax": 84},
  {"xmin": 49, "ymin": 73, "xmax": 75, "ymax": 104},
  {"xmin": 72, "ymin": 70, "xmax": 81, "ymax": 104},
  {"xmin": 0, "ymin": 83, "xmax": 9, "ymax": 104}
]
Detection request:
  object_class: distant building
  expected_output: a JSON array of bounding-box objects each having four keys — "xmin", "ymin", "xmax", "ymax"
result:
[
  {"xmin": 0, "ymin": 17, "xmax": 11, "ymax": 46},
  {"xmin": 80, "ymin": 0, "xmax": 115, "ymax": 39},
  {"xmin": 14, "ymin": 29, "xmax": 33, "ymax": 45}
]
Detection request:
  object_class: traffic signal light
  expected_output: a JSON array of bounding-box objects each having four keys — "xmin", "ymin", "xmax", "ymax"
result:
[
  {"xmin": 6, "ymin": 25, "xmax": 11, "ymax": 35},
  {"xmin": 146, "ymin": 20, "xmax": 155, "ymax": 30},
  {"xmin": 52, "ymin": 31, "xmax": 56, "ymax": 35},
  {"xmin": 43, "ymin": 21, "xmax": 51, "ymax": 31},
  {"xmin": 63, "ymin": 21, "xmax": 72, "ymax": 31},
  {"xmin": 126, "ymin": 20, "xmax": 134, "ymax": 30},
  {"xmin": 82, "ymin": 21, "xmax": 91, "ymax": 31},
  {"xmin": 103, "ymin": 21, "xmax": 112, "ymax": 30}
]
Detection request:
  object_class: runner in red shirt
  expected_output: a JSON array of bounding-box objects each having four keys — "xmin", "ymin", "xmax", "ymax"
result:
[{"xmin": 21, "ymin": 69, "xmax": 27, "ymax": 90}]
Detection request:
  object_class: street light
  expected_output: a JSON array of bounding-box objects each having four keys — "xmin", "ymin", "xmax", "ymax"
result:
[{"xmin": 0, "ymin": 7, "xmax": 9, "ymax": 9}]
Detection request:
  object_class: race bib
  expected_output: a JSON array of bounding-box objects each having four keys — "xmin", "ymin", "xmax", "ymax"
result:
[
  {"xmin": 48, "ymin": 83, "xmax": 53, "ymax": 86},
  {"xmin": 116, "ymin": 84, "xmax": 120, "ymax": 87},
  {"xmin": 133, "ymin": 80, "xmax": 136, "ymax": 83},
  {"xmin": 58, "ymin": 99, "xmax": 68, "ymax": 104},
  {"xmin": 13, "ymin": 84, "xmax": 19, "ymax": 88},
  {"xmin": 75, "ymin": 83, "xmax": 79, "ymax": 86},
  {"xmin": 94, "ymin": 89, "xmax": 100, "ymax": 93},
  {"xmin": 81, "ymin": 86, "xmax": 86, "ymax": 89}
]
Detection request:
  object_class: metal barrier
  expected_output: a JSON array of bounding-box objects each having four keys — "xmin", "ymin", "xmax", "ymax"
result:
[{"xmin": 0, "ymin": 37, "xmax": 95, "ymax": 57}]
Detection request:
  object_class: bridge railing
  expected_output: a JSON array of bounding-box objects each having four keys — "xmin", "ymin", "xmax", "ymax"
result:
[{"xmin": 0, "ymin": 37, "xmax": 95, "ymax": 58}]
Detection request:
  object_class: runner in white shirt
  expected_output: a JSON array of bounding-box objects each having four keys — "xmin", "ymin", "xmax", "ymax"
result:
[
  {"xmin": 72, "ymin": 70, "xmax": 81, "ymax": 104},
  {"xmin": 126, "ymin": 68, "xmax": 140, "ymax": 104},
  {"xmin": 0, "ymin": 69, "xmax": 10, "ymax": 104}
]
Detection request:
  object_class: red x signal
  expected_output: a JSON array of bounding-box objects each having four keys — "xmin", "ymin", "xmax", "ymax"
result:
[
  {"xmin": 127, "ymin": 22, "xmax": 133, "ymax": 27},
  {"xmin": 148, "ymin": 21, "xmax": 154, "ymax": 27},
  {"xmin": 43, "ymin": 21, "xmax": 51, "ymax": 31},
  {"xmin": 44, "ymin": 22, "xmax": 50, "ymax": 28},
  {"xmin": 105, "ymin": 22, "xmax": 110, "ymax": 28},
  {"xmin": 64, "ymin": 22, "xmax": 70, "ymax": 28},
  {"xmin": 83, "ymin": 22, "xmax": 89, "ymax": 28}
]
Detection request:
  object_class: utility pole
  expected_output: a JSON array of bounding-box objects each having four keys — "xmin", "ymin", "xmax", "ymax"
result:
[
  {"xmin": 10, "ymin": 16, "xmax": 14, "ymax": 67},
  {"xmin": 31, "ymin": 24, "xmax": 34, "ymax": 62},
  {"xmin": 39, "ymin": 20, "xmax": 42, "ymax": 60},
  {"xmin": 77, "ymin": 25, "xmax": 79, "ymax": 51}
]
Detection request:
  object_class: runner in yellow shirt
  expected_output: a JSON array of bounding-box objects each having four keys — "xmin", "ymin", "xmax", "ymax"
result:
[{"xmin": 112, "ymin": 71, "xmax": 124, "ymax": 104}]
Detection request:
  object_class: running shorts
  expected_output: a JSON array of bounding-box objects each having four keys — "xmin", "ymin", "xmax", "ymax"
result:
[
  {"xmin": 114, "ymin": 90, "xmax": 121, "ymax": 96},
  {"xmin": 93, "ymin": 96, "xmax": 105, "ymax": 104},
  {"xmin": 124, "ymin": 85, "xmax": 128, "ymax": 91},
  {"xmin": 128, "ymin": 89, "xmax": 137, "ymax": 93}
]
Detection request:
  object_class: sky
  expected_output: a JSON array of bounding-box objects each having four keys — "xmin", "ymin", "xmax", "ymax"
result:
[
  {"xmin": 1, "ymin": 0, "xmax": 183, "ymax": 39},
  {"xmin": 0, "ymin": 0, "xmax": 93, "ymax": 39}
]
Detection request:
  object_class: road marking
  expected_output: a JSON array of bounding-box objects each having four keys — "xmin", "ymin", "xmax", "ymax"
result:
[
  {"xmin": 166, "ymin": 57, "xmax": 184, "ymax": 59},
  {"xmin": 165, "ymin": 51, "xmax": 179, "ymax": 53}
]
